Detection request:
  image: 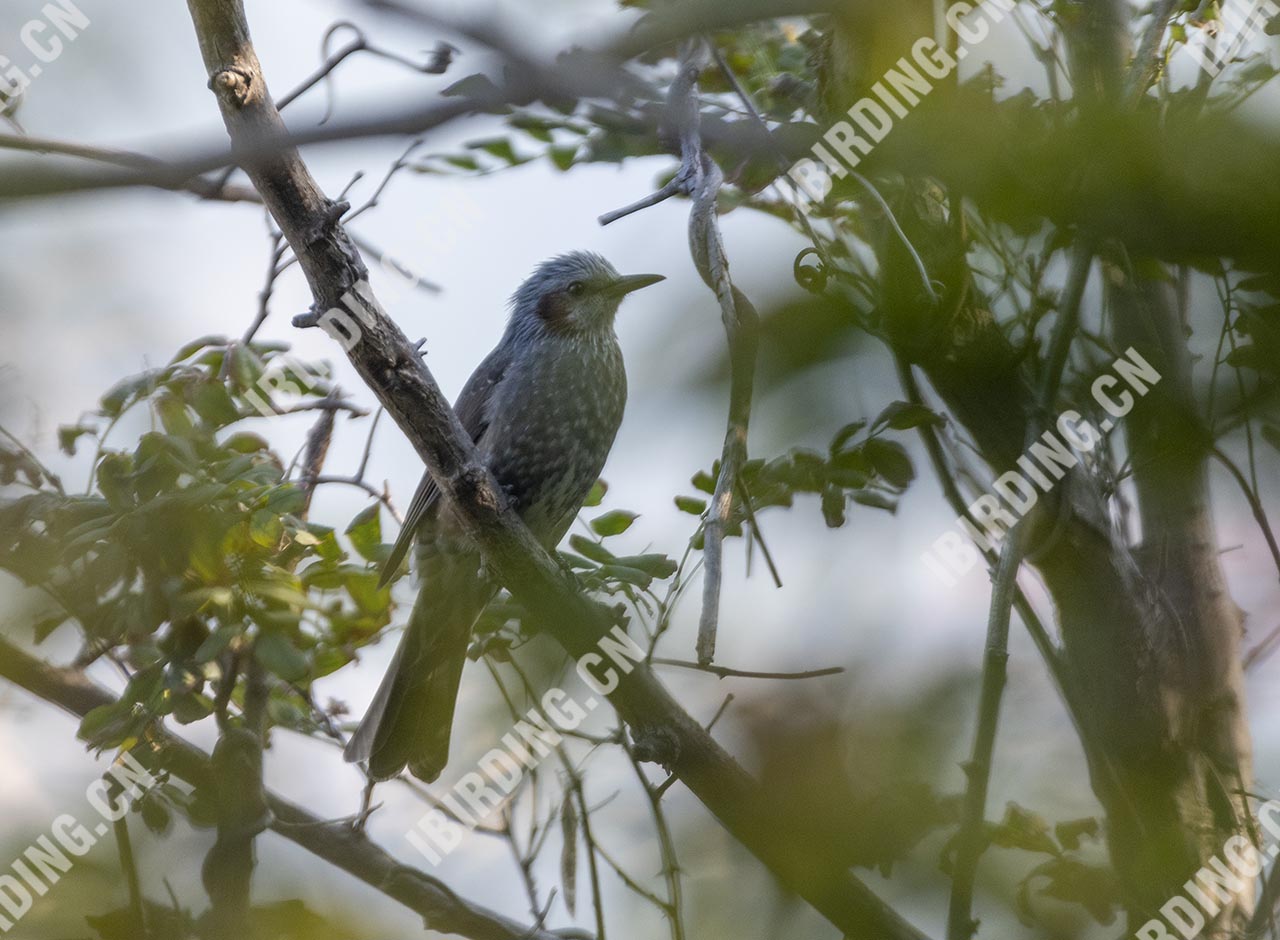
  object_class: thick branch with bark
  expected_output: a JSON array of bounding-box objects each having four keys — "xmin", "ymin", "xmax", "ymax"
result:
[
  {"xmin": 182, "ymin": 2, "xmax": 928, "ymax": 937},
  {"xmin": 1109, "ymin": 264, "xmax": 1254, "ymax": 933}
]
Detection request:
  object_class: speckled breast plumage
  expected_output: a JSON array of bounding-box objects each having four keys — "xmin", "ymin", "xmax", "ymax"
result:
[{"xmin": 482, "ymin": 331, "xmax": 627, "ymax": 547}]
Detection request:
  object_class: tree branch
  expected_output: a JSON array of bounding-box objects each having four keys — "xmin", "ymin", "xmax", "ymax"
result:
[
  {"xmin": 0, "ymin": 638, "xmax": 563, "ymax": 940},
  {"xmin": 0, "ymin": 131, "xmax": 262, "ymax": 202},
  {"xmin": 603, "ymin": 40, "xmax": 760, "ymax": 667},
  {"xmin": 181, "ymin": 2, "xmax": 929, "ymax": 937},
  {"xmin": 945, "ymin": 523, "xmax": 1025, "ymax": 940}
]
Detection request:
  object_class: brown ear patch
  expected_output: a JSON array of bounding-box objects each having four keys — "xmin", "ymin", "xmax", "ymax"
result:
[{"xmin": 535, "ymin": 290, "xmax": 571, "ymax": 324}]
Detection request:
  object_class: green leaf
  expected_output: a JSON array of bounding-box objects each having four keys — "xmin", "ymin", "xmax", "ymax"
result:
[
  {"xmin": 58, "ymin": 423, "xmax": 97, "ymax": 457},
  {"xmin": 568, "ymin": 534, "xmax": 614, "ymax": 564},
  {"xmin": 442, "ymin": 72, "xmax": 502, "ymax": 100},
  {"xmin": 100, "ymin": 369, "xmax": 163, "ymax": 419},
  {"xmin": 549, "ymin": 145, "xmax": 578, "ymax": 171},
  {"xmin": 304, "ymin": 525, "xmax": 343, "ymax": 562},
  {"xmin": 467, "ymin": 137, "xmax": 522, "ymax": 164},
  {"xmin": 595, "ymin": 564, "xmax": 654, "ymax": 588},
  {"xmin": 32, "ymin": 615, "xmax": 66, "ymax": 644},
  {"xmin": 264, "ymin": 485, "xmax": 307, "ymax": 515},
  {"xmin": 171, "ymin": 691, "xmax": 214, "ymax": 725},
  {"xmin": 139, "ymin": 789, "xmax": 173, "ymax": 835},
  {"xmin": 871, "ymin": 401, "xmax": 945, "ymax": 432},
  {"xmin": 1262, "ymin": 425, "xmax": 1280, "ymax": 453},
  {"xmin": 190, "ymin": 379, "xmax": 241, "ymax": 428},
  {"xmin": 229, "ymin": 345, "xmax": 266, "ymax": 395},
  {"xmin": 78, "ymin": 701, "xmax": 144, "ymax": 750},
  {"xmin": 613, "ymin": 553, "xmax": 678, "ymax": 579},
  {"xmin": 224, "ymin": 433, "xmax": 270, "ymax": 454},
  {"xmin": 1236, "ymin": 274, "xmax": 1277, "ymax": 293},
  {"xmin": 590, "ymin": 510, "xmax": 638, "ymax": 537},
  {"xmin": 691, "ymin": 470, "xmax": 717, "ymax": 494},
  {"xmin": 254, "ymin": 632, "xmax": 309, "ymax": 683},
  {"xmin": 170, "ymin": 334, "xmax": 229, "ymax": 365},
  {"xmin": 821, "ymin": 486, "xmax": 846, "ymax": 528},
  {"xmin": 193, "ymin": 625, "xmax": 238, "ymax": 664},
  {"xmin": 155, "ymin": 391, "xmax": 195, "ymax": 439},
  {"xmin": 675, "ymin": 495, "xmax": 707, "ymax": 515},
  {"xmin": 1226, "ymin": 344, "xmax": 1272, "ymax": 373},
  {"xmin": 864, "ymin": 439, "xmax": 915, "ymax": 488},
  {"xmin": 345, "ymin": 504, "xmax": 383, "ymax": 562},
  {"xmin": 558, "ymin": 551, "xmax": 598, "ymax": 570},
  {"xmin": 346, "ymin": 569, "xmax": 390, "ymax": 615},
  {"xmin": 250, "ymin": 509, "xmax": 284, "ymax": 549},
  {"xmin": 583, "ymin": 479, "xmax": 608, "ymax": 507},
  {"xmin": 442, "ymin": 154, "xmax": 481, "ymax": 171},
  {"xmin": 123, "ymin": 666, "xmax": 166, "ymax": 707},
  {"xmin": 829, "ymin": 420, "xmax": 866, "ymax": 453},
  {"xmin": 851, "ymin": 491, "xmax": 898, "ymax": 513}
]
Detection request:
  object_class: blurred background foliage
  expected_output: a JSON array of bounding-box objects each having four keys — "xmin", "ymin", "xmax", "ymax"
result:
[{"xmin": 0, "ymin": 0, "xmax": 1278, "ymax": 938}]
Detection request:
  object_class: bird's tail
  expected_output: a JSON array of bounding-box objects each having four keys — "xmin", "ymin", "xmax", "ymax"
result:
[{"xmin": 344, "ymin": 551, "xmax": 495, "ymax": 782}]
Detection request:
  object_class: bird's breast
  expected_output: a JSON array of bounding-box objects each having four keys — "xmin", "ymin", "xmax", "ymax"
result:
[{"xmin": 483, "ymin": 337, "xmax": 627, "ymax": 544}]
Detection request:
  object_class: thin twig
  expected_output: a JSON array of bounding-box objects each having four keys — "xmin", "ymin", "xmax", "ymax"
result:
[
  {"xmin": 356, "ymin": 407, "xmax": 383, "ymax": 480},
  {"xmin": 935, "ymin": 224, "xmax": 1091, "ymax": 938},
  {"xmin": 650, "ymin": 657, "xmax": 842, "ymax": 681},
  {"xmin": 111, "ymin": 784, "xmax": 148, "ymax": 938},
  {"xmin": 1212, "ymin": 446, "xmax": 1280, "ymax": 582},
  {"xmin": 1245, "ymin": 624, "xmax": 1280, "ymax": 672},
  {"xmin": 621, "ymin": 729, "xmax": 687, "ymax": 940},
  {"xmin": 1038, "ymin": 241, "xmax": 1095, "ymax": 410},
  {"xmin": 946, "ymin": 522, "xmax": 1026, "ymax": 940},
  {"xmin": 736, "ymin": 477, "xmax": 782, "ymax": 588},
  {"xmin": 571, "ymin": 778, "xmax": 607, "ymax": 940}
]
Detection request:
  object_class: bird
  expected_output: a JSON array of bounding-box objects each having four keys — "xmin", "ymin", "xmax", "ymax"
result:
[{"xmin": 343, "ymin": 251, "xmax": 664, "ymax": 783}]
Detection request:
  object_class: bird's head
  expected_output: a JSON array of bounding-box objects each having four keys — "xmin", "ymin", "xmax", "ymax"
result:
[{"xmin": 508, "ymin": 251, "xmax": 664, "ymax": 339}]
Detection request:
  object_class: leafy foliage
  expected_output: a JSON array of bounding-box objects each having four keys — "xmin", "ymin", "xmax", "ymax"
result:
[
  {"xmin": 676, "ymin": 411, "xmax": 923, "ymax": 539},
  {"xmin": 0, "ymin": 339, "xmax": 392, "ymax": 751}
]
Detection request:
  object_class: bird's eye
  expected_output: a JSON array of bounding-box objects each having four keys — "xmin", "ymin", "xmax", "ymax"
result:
[{"xmin": 567, "ymin": 281, "xmax": 584, "ymax": 296}]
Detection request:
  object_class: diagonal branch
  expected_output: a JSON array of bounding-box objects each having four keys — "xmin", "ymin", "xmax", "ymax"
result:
[{"xmin": 182, "ymin": 2, "xmax": 926, "ymax": 937}]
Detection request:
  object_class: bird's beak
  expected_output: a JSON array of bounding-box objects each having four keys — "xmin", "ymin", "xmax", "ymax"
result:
[{"xmin": 605, "ymin": 273, "xmax": 665, "ymax": 298}]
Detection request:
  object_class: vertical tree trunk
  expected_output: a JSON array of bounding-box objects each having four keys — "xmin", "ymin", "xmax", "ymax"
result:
[
  {"xmin": 1107, "ymin": 265, "xmax": 1254, "ymax": 934},
  {"xmin": 816, "ymin": 1, "xmax": 1256, "ymax": 928}
]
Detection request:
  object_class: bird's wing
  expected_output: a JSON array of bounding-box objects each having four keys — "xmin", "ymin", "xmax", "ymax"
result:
[{"xmin": 377, "ymin": 343, "xmax": 512, "ymax": 587}]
